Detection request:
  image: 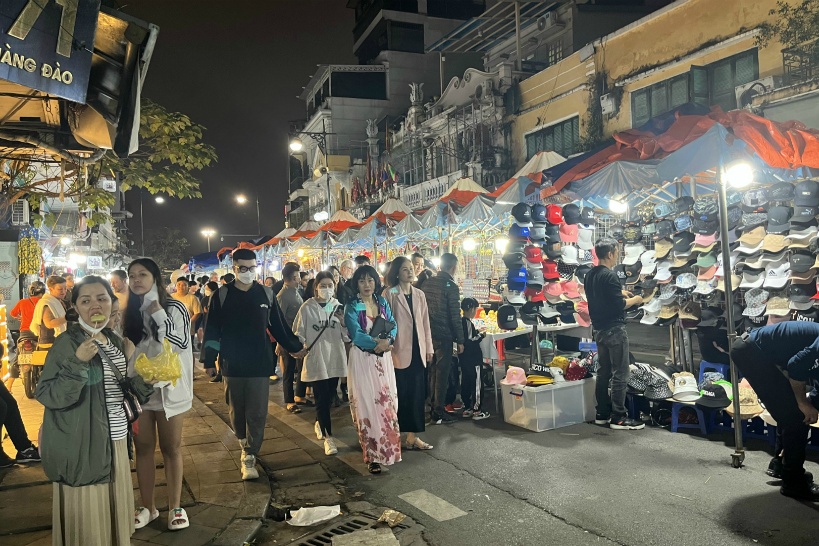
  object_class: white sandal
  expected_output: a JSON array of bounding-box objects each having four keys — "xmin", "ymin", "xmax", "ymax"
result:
[
  {"xmin": 168, "ymin": 507, "xmax": 190, "ymax": 531},
  {"xmin": 134, "ymin": 506, "xmax": 159, "ymax": 529}
]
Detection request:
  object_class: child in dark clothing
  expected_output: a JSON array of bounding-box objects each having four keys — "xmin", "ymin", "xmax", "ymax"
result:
[{"xmin": 460, "ymin": 298, "xmax": 489, "ymax": 420}]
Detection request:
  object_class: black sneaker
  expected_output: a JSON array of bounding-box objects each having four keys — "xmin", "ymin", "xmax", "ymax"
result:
[
  {"xmin": 15, "ymin": 446, "xmax": 40, "ymax": 463},
  {"xmin": 0, "ymin": 453, "xmax": 15, "ymax": 468},
  {"xmin": 594, "ymin": 413, "xmax": 610, "ymax": 426},
  {"xmin": 609, "ymin": 417, "xmax": 645, "ymax": 430},
  {"xmin": 781, "ymin": 480, "xmax": 819, "ymax": 501},
  {"xmin": 431, "ymin": 412, "xmax": 456, "ymax": 425},
  {"xmin": 767, "ymin": 457, "xmax": 783, "ymax": 479},
  {"xmin": 209, "ymin": 373, "xmax": 222, "ymax": 383}
]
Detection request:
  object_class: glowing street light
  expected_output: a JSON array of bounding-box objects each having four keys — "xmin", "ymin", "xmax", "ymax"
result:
[
  {"xmin": 609, "ymin": 199, "xmax": 628, "ymax": 214},
  {"xmin": 289, "ymin": 137, "xmax": 304, "ymax": 152},
  {"xmin": 494, "ymin": 237, "xmax": 509, "ymax": 253},
  {"xmin": 201, "ymin": 228, "xmax": 216, "ymax": 252},
  {"xmin": 235, "ymin": 194, "xmax": 248, "ymax": 205},
  {"xmin": 155, "ymin": 196, "xmax": 165, "ymax": 204},
  {"xmin": 725, "ymin": 162, "xmax": 754, "ymax": 188},
  {"xmin": 60, "ymin": 237, "xmax": 71, "ymax": 245},
  {"xmin": 314, "ymin": 210, "xmax": 329, "ymax": 222},
  {"xmin": 462, "ymin": 238, "xmax": 478, "ymax": 251}
]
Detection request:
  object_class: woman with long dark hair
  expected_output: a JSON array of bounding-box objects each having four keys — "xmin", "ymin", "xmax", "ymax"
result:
[
  {"xmin": 123, "ymin": 258, "xmax": 194, "ymax": 531},
  {"xmin": 37, "ymin": 276, "xmax": 149, "ymax": 545},
  {"xmin": 383, "ymin": 257, "xmax": 434, "ymax": 450},
  {"xmin": 344, "ymin": 265, "xmax": 401, "ymax": 474}
]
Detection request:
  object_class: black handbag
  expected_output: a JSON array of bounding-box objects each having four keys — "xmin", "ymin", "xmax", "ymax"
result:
[
  {"xmin": 94, "ymin": 340, "xmax": 153, "ymax": 423},
  {"xmin": 369, "ymin": 316, "xmax": 396, "ymax": 340}
]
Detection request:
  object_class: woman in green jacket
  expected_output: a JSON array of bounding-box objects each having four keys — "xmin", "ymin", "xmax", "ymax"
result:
[{"xmin": 36, "ymin": 276, "xmax": 151, "ymax": 546}]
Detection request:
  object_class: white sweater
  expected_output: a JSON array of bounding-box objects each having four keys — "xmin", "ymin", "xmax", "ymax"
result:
[{"xmin": 294, "ymin": 297, "xmax": 348, "ymax": 382}]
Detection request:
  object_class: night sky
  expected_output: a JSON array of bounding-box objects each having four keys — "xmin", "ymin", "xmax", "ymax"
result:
[{"xmin": 120, "ymin": 1, "xmax": 356, "ymax": 255}]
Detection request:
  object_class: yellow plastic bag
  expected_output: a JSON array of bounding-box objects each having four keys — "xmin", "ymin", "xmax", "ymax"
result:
[{"xmin": 135, "ymin": 339, "xmax": 182, "ymax": 386}]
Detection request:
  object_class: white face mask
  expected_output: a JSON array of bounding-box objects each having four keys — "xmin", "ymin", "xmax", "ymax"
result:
[
  {"xmin": 317, "ymin": 287, "xmax": 334, "ymax": 301},
  {"xmin": 79, "ymin": 316, "xmax": 107, "ymax": 336},
  {"xmin": 237, "ymin": 271, "xmax": 255, "ymax": 284}
]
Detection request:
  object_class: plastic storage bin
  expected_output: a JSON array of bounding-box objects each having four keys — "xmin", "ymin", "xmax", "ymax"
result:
[{"xmin": 501, "ymin": 377, "xmax": 596, "ymax": 432}]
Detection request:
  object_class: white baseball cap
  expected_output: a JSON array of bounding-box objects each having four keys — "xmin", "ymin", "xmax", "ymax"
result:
[
  {"xmin": 763, "ymin": 262, "xmax": 791, "ymax": 289},
  {"xmin": 640, "ymin": 250, "xmax": 657, "ymax": 275},
  {"xmin": 622, "ymin": 244, "xmax": 646, "ymax": 265},
  {"xmin": 577, "ymin": 228, "xmax": 594, "ymax": 251},
  {"xmin": 655, "ymin": 261, "xmax": 673, "ymax": 283}
]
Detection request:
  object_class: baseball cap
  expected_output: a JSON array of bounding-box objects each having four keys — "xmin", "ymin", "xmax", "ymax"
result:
[
  {"xmin": 740, "ymin": 269, "xmax": 765, "ymax": 289},
  {"xmin": 509, "ymin": 223, "xmax": 530, "ymax": 241},
  {"xmin": 763, "ymin": 262, "xmax": 791, "ymax": 289},
  {"xmin": 693, "ymin": 218, "xmax": 719, "ymax": 236},
  {"xmin": 562, "ymin": 204, "xmax": 581, "ymax": 225},
  {"xmin": 622, "ymin": 244, "xmax": 646, "ymax": 265},
  {"xmin": 560, "ymin": 223, "xmax": 579, "ymax": 243},
  {"xmin": 743, "ymin": 288, "xmax": 769, "ymax": 317},
  {"xmin": 574, "ymin": 264, "xmax": 592, "ymax": 284},
  {"xmin": 742, "ymin": 212, "xmax": 768, "ymax": 230},
  {"xmin": 640, "ymin": 250, "xmax": 657, "ymax": 274},
  {"xmin": 544, "ymin": 281, "xmax": 563, "ymax": 298},
  {"xmin": 674, "ymin": 215, "xmax": 693, "ymax": 232},
  {"xmin": 624, "ymin": 225, "xmax": 643, "ymax": 244},
  {"xmin": 697, "ymin": 265, "xmax": 718, "ymax": 280},
  {"xmin": 766, "ymin": 296, "xmax": 790, "ymax": 317},
  {"xmin": 655, "ymin": 261, "xmax": 673, "ymax": 283},
  {"xmin": 579, "ymin": 207, "xmax": 595, "ymax": 227},
  {"xmin": 791, "ymin": 206, "xmax": 818, "ymax": 224},
  {"xmin": 497, "ymin": 304, "xmax": 519, "ymax": 330},
  {"xmin": 560, "ymin": 245, "xmax": 579, "ymax": 265},
  {"xmin": 506, "ymin": 290, "xmax": 526, "ymax": 306},
  {"xmin": 562, "ymin": 280, "xmax": 582, "ymax": 299},
  {"xmin": 672, "ymin": 231, "xmax": 695, "ymax": 253},
  {"xmin": 543, "ymin": 259, "xmax": 560, "ymax": 281},
  {"xmin": 658, "ymin": 283, "xmax": 677, "ymax": 303},
  {"xmin": 698, "ymin": 306, "xmax": 722, "ymax": 327},
  {"xmin": 741, "ymin": 188, "xmax": 770, "ymax": 213},
  {"xmin": 736, "ymin": 239, "xmax": 763, "ymax": 255},
  {"xmin": 507, "ymin": 266, "xmax": 527, "ymax": 290},
  {"xmin": 654, "ymin": 202, "xmax": 675, "ymax": 219},
  {"xmin": 674, "ymin": 195, "xmax": 694, "ymax": 213},
  {"xmin": 769, "ymin": 182, "xmax": 795, "ymax": 201},
  {"xmin": 654, "ymin": 220, "xmax": 674, "ymax": 240},
  {"xmin": 794, "ymin": 180, "xmax": 819, "ymax": 207},
  {"xmin": 790, "ymin": 251, "xmax": 816, "ymax": 274},
  {"xmin": 529, "ymin": 224, "xmax": 547, "ymax": 242},
  {"xmin": 693, "ymin": 196, "xmax": 719, "ymax": 221},
  {"xmin": 693, "ymin": 233, "xmax": 718, "ymax": 249},
  {"xmin": 524, "ymin": 245, "xmax": 543, "ymax": 265},
  {"xmin": 762, "ymin": 234, "xmax": 787, "ymax": 254},
  {"xmin": 577, "ymin": 228, "xmax": 594, "ymax": 250},
  {"xmin": 613, "ymin": 264, "xmax": 628, "ymax": 287},
  {"xmin": 716, "ymin": 273, "xmax": 741, "ymax": 293},
  {"xmin": 511, "ymin": 203, "xmax": 533, "ymax": 226},
  {"xmin": 738, "ymin": 226, "xmax": 765, "ymax": 245},
  {"xmin": 527, "ymin": 269, "xmax": 545, "ymax": 288},
  {"xmin": 544, "ymin": 242, "xmax": 562, "ymax": 259},
  {"xmin": 508, "ymin": 240, "xmax": 526, "ymax": 254},
  {"xmin": 766, "ymin": 206, "xmax": 793, "ymax": 234},
  {"xmin": 790, "ymin": 282, "xmax": 818, "ymax": 302},
  {"xmin": 640, "ymin": 305, "xmax": 661, "ymax": 325},
  {"xmin": 524, "ymin": 286, "xmax": 546, "ymax": 302},
  {"xmin": 503, "ymin": 252, "xmax": 525, "ymax": 269},
  {"xmin": 546, "ymin": 204, "xmax": 563, "ymax": 225},
  {"xmin": 544, "ymin": 224, "xmax": 561, "ymax": 243},
  {"xmin": 659, "ymin": 303, "xmax": 680, "ymax": 320},
  {"xmin": 695, "ymin": 251, "xmax": 718, "ymax": 268},
  {"xmin": 727, "ymin": 207, "xmax": 743, "ymax": 230},
  {"xmin": 624, "ymin": 262, "xmax": 642, "ymax": 284},
  {"xmin": 790, "ymin": 297, "xmax": 815, "ymax": 310},
  {"xmin": 790, "ymin": 269, "xmax": 815, "ymax": 285},
  {"xmin": 531, "ymin": 203, "xmax": 548, "ymax": 224}
]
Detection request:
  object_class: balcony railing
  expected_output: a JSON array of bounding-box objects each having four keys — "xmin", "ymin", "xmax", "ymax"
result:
[{"xmin": 783, "ymin": 45, "xmax": 819, "ymax": 84}]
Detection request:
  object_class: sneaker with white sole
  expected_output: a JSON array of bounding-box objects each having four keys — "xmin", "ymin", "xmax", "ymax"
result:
[
  {"xmin": 241, "ymin": 454, "xmax": 259, "ymax": 480},
  {"xmin": 594, "ymin": 414, "xmax": 610, "ymax": 426},
  {"xmin": 609, "ymin": 417, "xmax": 645, "ymax": 430},
  {"xmin": 324, "ymin": 437, "xmax": 338, "ymax": 455},
  {"xmin": 471, "ymin": 411, "xmax": 490, "ymax": 420},
  {"xmin": 314, "ymin": 421, "xmax": 324, "ymax": 440}
]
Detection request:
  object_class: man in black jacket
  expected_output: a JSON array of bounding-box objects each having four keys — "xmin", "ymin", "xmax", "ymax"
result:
[
  {"xmin": 204, "ymin": 249, "xmax": 305, "ymax": 481},
  {"xmin": 421, "ymin": 253, "xmax": 464, "ymax": 424}
]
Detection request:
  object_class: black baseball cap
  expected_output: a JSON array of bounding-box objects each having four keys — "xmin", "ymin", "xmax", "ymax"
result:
[
  {"xmin": 531, "ymin": 204, "xmax": 548, "ymax": 224},
  {"xmin": 511, "ymin": 203, "xmax": 533, "ymax": 226},
  {"xmin": 655, "ymin": 220, "xmax": 674, "ymax": 240},
  {"xmin": 791, "ymin": 206, "xmax": 818, "ymax": 224},
  {"xmin": 496, "ymin": 304, "xmax": 519, "ymax": 330},
  {"xmin": 769, "ymin": 182, "xmax": 795, "ymax": 201},
  {"xmin": 672, "ymin": 231, "xmax": 695, "ymax": 252},
  {"xmin": 503, "ymin": 252, "xmax": 525, "ymax": 269},
  {"xmin": 579, "ymin": 207, "xmax": 595, "ymax": 226},
  {"xmin": 508, "ymin": 240, "xmax": 526, "ymax": 254},
  {"xmin": 624, "ymin": 262, "xmax": 642, "ymax": 283},
  {"xmin": 789, "ymin": 282, "xmax": 817, "ymax": 302},
  {"xmin": 674, "ymin": 195, "xmax": 694, "ymax": 213},
  {"xmin": 795, "ymin": 180, "xmax": 819, "ymax": 207},
  {"xmin": 610, "ymin": 225, "xmax": 625, "ymax": 242},
  {"xmin": 562, "ymin": 204, "xmax": 581, "ymax": 225},
  {"xmin": 574, "ymin": 264, "xmax": 592, "ymax": 284},
  {"xmin": 698, "ymin": 307, "xmax": 722, "ymax": 327},
  {"xmin": 790, "ymin": 252, "xmax": 815, "ymax": 273},
  {"xmin": 613, "ymin": 264, "xmax": 627, "ymax": 287},
  {"xmin": 544, "ymin": 224, "xmax": 561, "ymax": 243},
  {"xmin": 693, "ymin": 218, "xmax": 719, "ymax": 235},
  {"xmin": 766, "ymin": 206, "xmax": 793, "ymax": 234},
  {"xmin": 727, "ymin": 206, "xmax": 743, "ymax": 230}
]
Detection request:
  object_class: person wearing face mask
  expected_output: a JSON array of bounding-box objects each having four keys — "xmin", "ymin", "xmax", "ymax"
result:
[
  {"xmin": 36, "ymin": 275, "xmax": 149, "ymax": 545},
  {"xmin": 123, "ymin": 258, "xmax": 195, "ymax": 532},
  {"xmin": 293, "ymin": 272, "xmax": 348, "ymax": 456},
  {"xmin": 203, "ymin": 249, "xmax": 305, "ymax": 481}
]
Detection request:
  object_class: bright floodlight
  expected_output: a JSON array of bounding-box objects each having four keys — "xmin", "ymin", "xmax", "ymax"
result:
[
  {"xmin": 726, "ymin": 162, "xmax": 754, "ymax": 188},
  {"xmin": 609, "ymin": 199, "xmax": 628, "ymax": 214},
  {"xmin": 297, "ymin": 249, "xmax": 305, "ymax": 257},
  {"xmin": 462, "ymin": 238, "xmax": 478, "ymax": 251},
  {"xmin": 236, "ymin": 195, "xmax": 248, "ymax": 204},
  {"xmin": 289, "ymin": 138, "xmax": 304, "ymax": 152},
  {"xmin": 314, "ymin": 210, "xmax": 329, "ymax": 222},
  {"xmin": 494, "ymin": 237, "xmax": 509, "ymax": 253},
  {"xmin": 431, "ymin": 257, "xmax": 442, "ymax": 268},
  {"xmin": 201, "ymin": 228, "xmax": 216, "ymax": 237},
  {"xmin": 60, "ymin": 237, "xmax": 71, "ymax": 245},
  {"xmin": 155, "ymin": 196, "xmax": 165, "ymax": 204}
]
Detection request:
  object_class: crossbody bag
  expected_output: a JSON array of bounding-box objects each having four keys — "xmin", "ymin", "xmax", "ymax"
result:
[{"xmin": 94, "ymin": 339, "xmax": 152, "ymax": 423}]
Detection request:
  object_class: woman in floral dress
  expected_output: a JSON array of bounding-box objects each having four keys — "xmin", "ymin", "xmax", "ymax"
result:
[{"xmin": 344, "ymin": 265, "xmax": 401, "ymax": 474}]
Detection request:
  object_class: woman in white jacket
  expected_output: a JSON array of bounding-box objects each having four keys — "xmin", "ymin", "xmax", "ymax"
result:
[
  {"xmin": 294, "ymin": 271, "xmax": 348, "ymax": 456},
  {"xmin": 123, "ymin": 258, "xmax": 194, "ymax": 532}
]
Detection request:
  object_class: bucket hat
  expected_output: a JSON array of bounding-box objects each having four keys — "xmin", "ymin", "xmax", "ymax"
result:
[
  {"xmin": 696, "ymin": 380, "xmax": 733, "ymax": 409},
  {"xmin": 644, "ymin": 374, "xmax": 674, "ymax": 400},
  {"xmin": 501, "ymin": 365, "xmax": 527, "ymax": 385},
  {"xmin": 672, "ymin": 372, "xmax": 701, "ymax": 402},
  {"xmin": 694, "ymin": 278, "xmax": 718, "ymax": 295},
  {"xmin": 724, "ymin": 383, "xmax": 764, "ymax": 419}
]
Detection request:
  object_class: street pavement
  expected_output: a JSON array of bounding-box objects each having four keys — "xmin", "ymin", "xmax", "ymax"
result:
[{"xmin": 0, "ymin": 379, "xmax": 270, "ymax": 546}]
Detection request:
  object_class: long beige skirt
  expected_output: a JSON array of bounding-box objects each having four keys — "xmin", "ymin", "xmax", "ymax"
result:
[{"xmin": 52, "ymin": 438, "xmax": 134, "ymax": 546}]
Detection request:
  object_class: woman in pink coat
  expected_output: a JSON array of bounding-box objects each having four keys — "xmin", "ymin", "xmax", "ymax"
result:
[{"xmin": 383, "ymin": 257, "xmax": 434, "ymax": 450}]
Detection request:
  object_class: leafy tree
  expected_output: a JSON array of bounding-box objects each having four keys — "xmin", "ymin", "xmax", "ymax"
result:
[
  {"xmin": 143, "ymin": 228, "xmax": 190, "ymax": 273},
  {"xmin": 757, "ymin": 0, "xmax": 819, "ymax": 58},
  {"xmin": 1, "ymin": 99, "xmax": 216, "ymax": 227}
]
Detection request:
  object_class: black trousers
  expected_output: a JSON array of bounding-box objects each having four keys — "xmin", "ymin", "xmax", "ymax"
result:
[
  {"xmin": 460, "ymin": 360, "xmax": 481, "ymax": 410},
  {"xmin": 312, "ymin": 378, "xmax": 335, "ymax": 437},
  {"xmin": 731, "ymin": 338, "xmax": 814, "ymax": 484},
  {"xmin": 444, "ymin": 358, "xmax": 461, "ymax": 406},
  {"xmin": 281, "ymin": 353, "xmax": 306, "ymax": 404},
  {"xmin": 430, "ymin": 340, "xmax": 454, "ymax": 415},
  {"xmin": 0, "ymin": 382, "xmax": 32, "ymax": 454}
]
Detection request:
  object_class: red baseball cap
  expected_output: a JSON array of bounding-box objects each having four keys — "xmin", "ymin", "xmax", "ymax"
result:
[
  {"xmin": 524, "ymin": 245, "xmax": 543, "ymax": 264},
  {"xmin": 543, "ymin": 259, "xmax": 560, "ymax": 281},
  {"xmin": 546, "ymin": 204, "xmax": 563, "ymax": 225},
  {"xmin": 524, "ymin": 286, "xmax": 546, "ymax": 302}
]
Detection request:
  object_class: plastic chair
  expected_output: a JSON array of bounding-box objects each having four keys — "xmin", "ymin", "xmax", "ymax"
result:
[
  {"xmin": 670, "ymin": 402, "xmax": 712, "ymax": 435},
  {"xmin": 698, "ymin": 361, "xmax": 730, "ymax": 385}
]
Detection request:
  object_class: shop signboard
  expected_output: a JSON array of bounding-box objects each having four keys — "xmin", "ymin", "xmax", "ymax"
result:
[
  {"xmin": 0, "ymin": 0, "xmax": 101, "ymax": 103},
  {"xmin": 86, "ymin": 255, "xmax": 102, "ymax": 269}
]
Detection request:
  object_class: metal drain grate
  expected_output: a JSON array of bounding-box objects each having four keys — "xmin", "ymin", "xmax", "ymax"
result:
[{"xmin": 295, "ymin": 512, "xmax": 410, "ymax": 545}]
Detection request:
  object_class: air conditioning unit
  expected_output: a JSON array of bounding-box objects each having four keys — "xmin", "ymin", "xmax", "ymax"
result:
[
  {"xmin": 10, "ymin": 200, "xmax": 29, "ymax": 226},
  {"xmin": 735, "ymin": 76, "xmax": 782, "ymax": 108},
  {"xmin": 536, "ymin": 12, "xmax": 558, "ymax": 31},
  {"xmin": 600, "ymin": 93, "xmax": 618, "ymax": 116}
]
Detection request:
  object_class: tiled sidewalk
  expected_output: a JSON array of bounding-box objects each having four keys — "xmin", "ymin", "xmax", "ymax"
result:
[{"xmin": 0, "ymin": 376, "xmax": 269, "ymax": 546}]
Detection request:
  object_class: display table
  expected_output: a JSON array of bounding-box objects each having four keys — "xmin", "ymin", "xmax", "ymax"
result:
[{"xmin": 481, "ymin": 322, "xmax": 581, "ymax": 411}]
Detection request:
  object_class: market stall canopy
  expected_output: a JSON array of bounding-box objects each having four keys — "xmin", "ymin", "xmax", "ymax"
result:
[
  {"xmin": 439, "ymin": 177, "xmax": 488, "ymax": 206},
  {"xmin": 189, "ymin": 251, "xmax": 220, "ymax": 270},
  {"xmin": 319, "ymin": 210, "xmax": 363, "ymax": 233},
  {"xmin": 297, "ymin": 221, "xmax": 321, "ymax": 232},
  {"xmin": 394, "ymin": 213, "xmax": 423, "ymax": 238},
  {"xmin": 457, "ymin": 195, "xmax": 500, "ymax": 229},
  {"xmin": 336, "ymin": 227, "xmax": 361, "ymax": 247},
  {"xmin": 543, "ymin": 107, "xmax": 819, "ymax": 199},
  {"xmin": 365, "ymin": 197, "xmax": 411, "ymax": 224},
  {"xmin": 511, "ymin": 151, "xmax": 567, "ymax": 181}
]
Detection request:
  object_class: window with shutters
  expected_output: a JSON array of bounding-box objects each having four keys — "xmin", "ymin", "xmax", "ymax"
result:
[
  {"xmin": 630, "ymin": 73, "xmax": 690, "ymax": 127},
  {"xmin": 706, "ymin": 49, "xmax": 759, "ymax": 111},
  {"xmin": 525, "ymin": 117, "xmax": 579, "ymax": 160}
]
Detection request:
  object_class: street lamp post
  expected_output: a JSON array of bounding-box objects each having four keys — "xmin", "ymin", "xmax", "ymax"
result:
[
  {"xmin": 201, "ymin": 228, "xmax": 216, "ymax": 252},
  {"xmin": 289, "ymin": 120, "xmax": 336, "ymax": 225},
  {"xmin": 236, "ymin": 194, "xmax": 261, "ymax": 236},
  {"xmin": 139, "ymin": 190, "xmax": 165, "ymax": 256}
]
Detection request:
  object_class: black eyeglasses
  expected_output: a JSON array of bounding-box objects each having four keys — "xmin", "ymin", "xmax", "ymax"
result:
[{"xmin": 234, "ymin": 266, "xmax": 256, "ymax": 273}]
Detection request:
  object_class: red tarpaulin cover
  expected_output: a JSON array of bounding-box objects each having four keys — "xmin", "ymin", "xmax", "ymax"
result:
[
  {"xmin": 542, "ymin": 109, "xmax": 819, "ymax": 198},
  {"xmin": 319, "ymin": 220, "xmax": 363, "ymax": 233}
]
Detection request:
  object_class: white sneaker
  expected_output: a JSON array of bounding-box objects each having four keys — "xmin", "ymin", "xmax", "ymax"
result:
[
  {"xmin": 241, "ymin": 454, "xmax": 259, "ymax": 480},
  {"xmin": 314, "ymin": 421, "xmax": 324, "ymax": 440},
  {"xmin": 324, "ymin": 437, "xmax": 338, "ymax": 456}
]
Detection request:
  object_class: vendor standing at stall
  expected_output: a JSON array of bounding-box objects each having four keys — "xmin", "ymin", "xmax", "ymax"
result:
[
  {"xmin": 731, "ymin": 322, "xmax": 819, "ymax": 501},
  {"xmin": 584, "ymin": 238, "xmax": 644, "ymax": 431}
]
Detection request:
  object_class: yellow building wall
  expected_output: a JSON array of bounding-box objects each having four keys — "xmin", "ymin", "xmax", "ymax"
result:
[{"xmin": 508, "ymin": 0, "xmax": 793, "ymax": 169}]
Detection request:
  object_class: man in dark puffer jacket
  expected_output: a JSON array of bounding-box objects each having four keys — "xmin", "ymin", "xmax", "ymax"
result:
[{"xmin": 420, "ymin": 253, "xmax": 465, "ymax": 424}]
